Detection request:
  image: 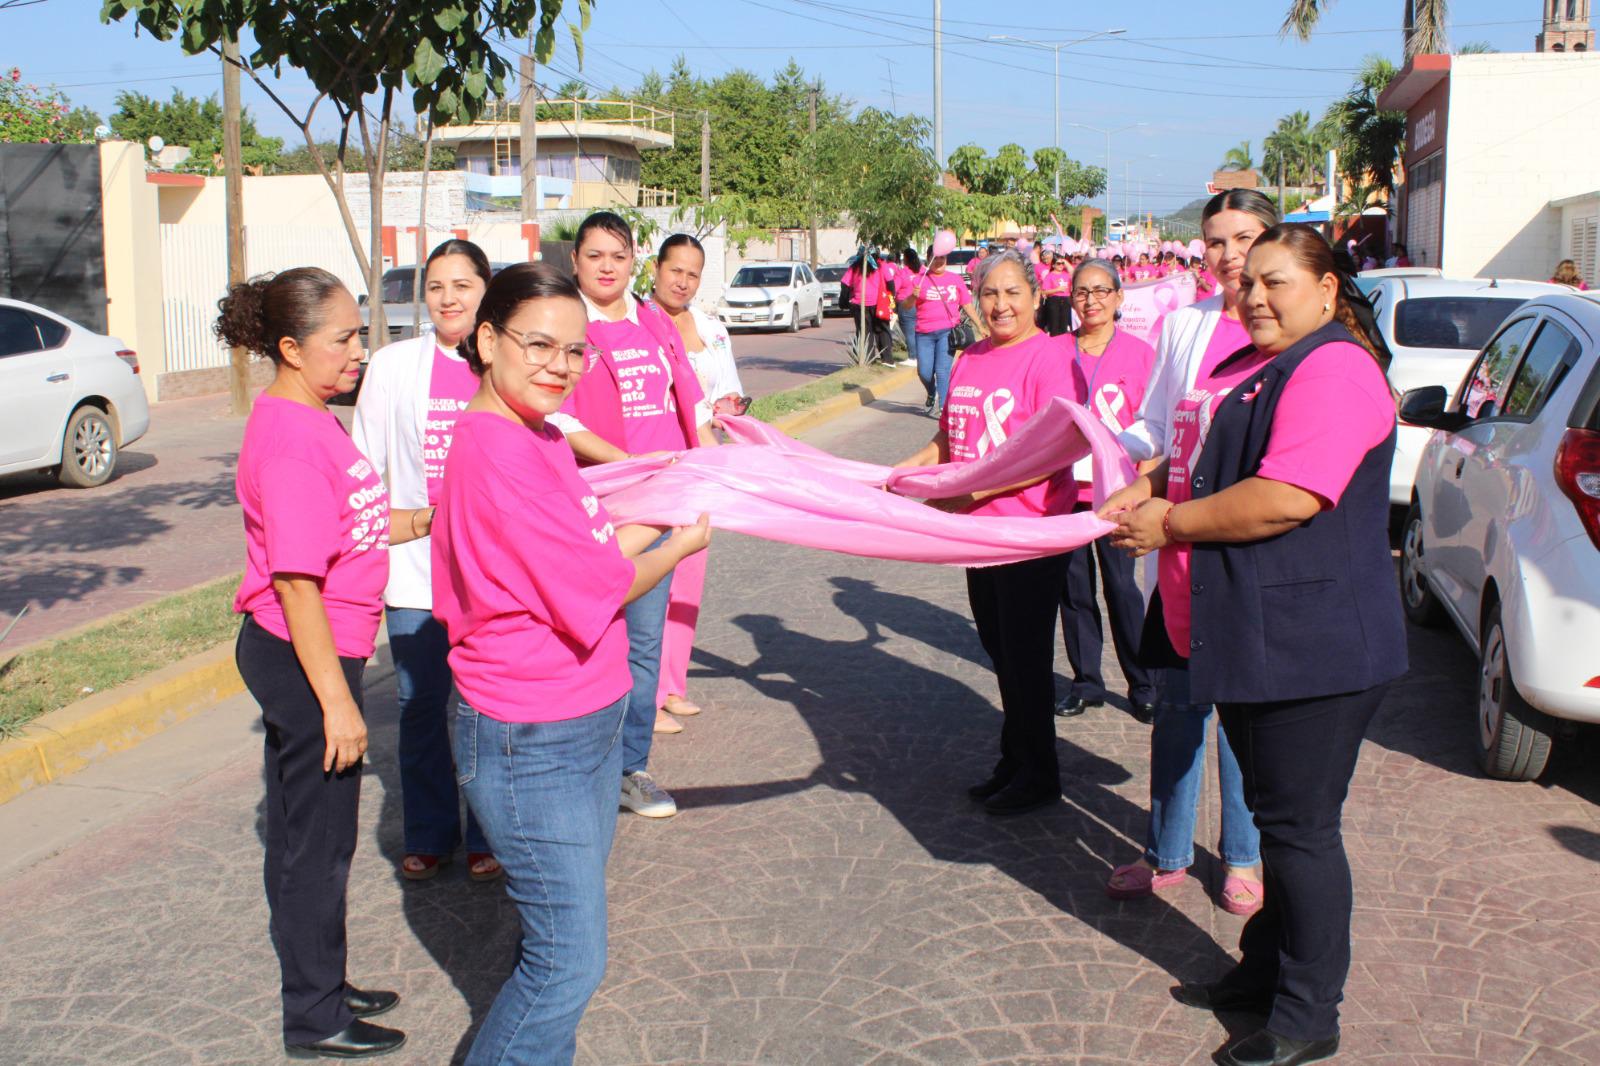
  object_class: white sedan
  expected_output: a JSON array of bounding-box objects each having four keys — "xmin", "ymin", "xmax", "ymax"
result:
[
  {"xmin": 1363, "ymin": 274, "xmax": 1566, "ymax": 505},
  {"xmin": 0, "ymin": 298, "xmax": 150, "ymax": 488},
  {"xmin": 1398, "ymin": 290, "xmax": 1600, "ymax": 780},
  {"xmin": 717, "ymin": 262, "xmax": 825, "ymax": 332}
]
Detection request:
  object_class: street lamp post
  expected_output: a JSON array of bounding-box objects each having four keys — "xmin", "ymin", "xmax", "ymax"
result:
[
  {"xmin": 989, "ymin": 29, "xmax": 1125, "ymax": 202},
  {"xmin": 1068, "ymin": 121, "xmax": 1146, "ymax": 240}
]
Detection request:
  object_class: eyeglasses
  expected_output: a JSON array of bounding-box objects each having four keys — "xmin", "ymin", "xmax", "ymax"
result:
[
  {"xmin": 1071, "ymin": 287, "xmax": 1117, "ymax": 303},
  {"xmin": 491, "ymin": 323, "xmax": 598, "ymax": 373}
]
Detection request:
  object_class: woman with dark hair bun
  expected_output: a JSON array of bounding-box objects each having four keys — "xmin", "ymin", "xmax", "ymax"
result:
[
  {"xmin": 432, "ymin": 262, "xmax": 710, "ymax": 1064},
  {"xmin": 223, "ymin": 267, "xmax": 429, "ymax": 1059},
  {"xmin": 1107, "ymin": 223, "xmax": 1404, "ymax": 1066},
  {"xmin": 352, "ymin": 239, "xmax": 501, "ymax": 884}
]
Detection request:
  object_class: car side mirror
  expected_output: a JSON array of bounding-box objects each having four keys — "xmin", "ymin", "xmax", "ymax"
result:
[
  {"xmin": 357, "ymin": 294, "xmax": 368, "ymax": 306},
  {"xmin": 1399, "ymin": 385, "xmax": 1468, "ymax": 432}
]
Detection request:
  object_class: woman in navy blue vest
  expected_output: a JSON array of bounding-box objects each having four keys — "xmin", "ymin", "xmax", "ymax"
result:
[{"xmin": 1104, "ymin": 224, "xmax": 1405, "ymax": 1066}]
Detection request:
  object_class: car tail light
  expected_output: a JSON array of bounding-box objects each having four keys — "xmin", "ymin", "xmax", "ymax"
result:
[
  {"xmin": 1586, "ymin": 676, "xmax": 1600, "ymax": 689},
  {"xmin": 116, "ymin": 349, "xmax": 139, "ymax": 374},
  {"xmin": 1554, "ymin": 427, "xmax": 1600, "ymax": 549}
]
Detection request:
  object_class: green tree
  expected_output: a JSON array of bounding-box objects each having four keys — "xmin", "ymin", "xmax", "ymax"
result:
[
  {"xmin": 110, "ymin": 89, "xmax": 284, "ymax": 173},
  {"xmin": 272, "ymin": 133, "xmax": 455, "ymax": 174},
  {"xmin": 1219, "ymin": 140, "xmax": 1254, "ymax": 172},
  {"xmin": 1, "ymin": 68, "xmax": 100, "ymax": 144},
  {"xmin": 1282, "ymin": 0, "xmax": 1448, "ymax": 58},
  {"xmin": 944, "ymin": 141, "xmax": 1104, "ymax": 228},
  {"xmin": 102, "ymin": 0, "xmax": 589, "ymax": 344},
  {"xmin": 836, "ymin": 108, "xmax": 938, "ymax": 249},
  {"xmin": 1324, "ymin": 55, "xmax": 1406, "ymax": 194}
]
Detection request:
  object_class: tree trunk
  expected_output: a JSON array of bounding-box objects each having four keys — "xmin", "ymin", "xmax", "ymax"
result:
[
  {"xmin": 358, "ymin": 87, "xmax": 394, "ymax": 354},
  {"xmin": 411, "ymin": 118, "xmax": 434, "ymax": 340}
]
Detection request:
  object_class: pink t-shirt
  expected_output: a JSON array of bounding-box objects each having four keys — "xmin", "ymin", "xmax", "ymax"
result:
[
  {"xmin": 431, "ymin": 412, "xmax": 635, "ymax": 722},
  {"xmin": 234, "ymin": 396, "xmax": 389, "ymax": 658},
  {"xmin": 573, "ymin": 314, "xmax": 695, "ymax": 455},
  {"xmin": 1069, "ymin": 331, "xmax": 1158, "ymax": 504},
  {"xmin": 424, "ymin": 345, "xmax": 480, "ymax": 506},
  {"xmin": 1159, "ymin": 338, "xmax": 1394, "ymax": 656},
  {"xmin": 913, "ymin": 271, "xmax": 972, "ymax": 332},
  {"xmin": 1129, "ymin": 264, "xmax": 1158, "ymax": 282},
  {"xmin": 1042, "ymin": 269, "xmax": 1073, "ymax": 297},
  {"xmin": 840, "ymin": 264, "xmax": 884, "ymax": 306},
  {"xmin": 1033, "ymin": 261, "xmax": 1049, "ymax": 285},
  {"xmin": 893, "ymin": 266, "xmax": 920, "ymax": 301},
  {"xmin": 942, "ymin": 330, "xmax": 1077, "ymax": 518}
]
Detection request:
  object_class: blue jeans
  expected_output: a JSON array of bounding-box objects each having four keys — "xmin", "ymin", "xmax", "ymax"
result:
[
  {"xmin": 386, "ymin": 607, "xmax": 486, "ymax": 855},
  {"xmin": 622, "ymin": 533, "xmax": 674, "ymax": 775},
  {"xmin": 455, "ymin": 697, "xmax": 626, "ymax": 1066},
  {"xmin": 1146, "ymin": 664, "xmax": 1260, "ymax": 870},
  {"xmin": 913, "ymin": 329, "xmax": 953, "ymax": 409},
  {"xmin": 896, "ymin": 307, "xmax": 917, "ymax": 356}
]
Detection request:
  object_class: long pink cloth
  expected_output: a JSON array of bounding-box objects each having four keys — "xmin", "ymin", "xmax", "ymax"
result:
[{"xmin": 583, "ymin": 397, "xmax": 1135, "ymax": 569}]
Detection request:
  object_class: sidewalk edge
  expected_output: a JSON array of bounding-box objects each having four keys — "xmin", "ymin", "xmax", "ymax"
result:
[
  {"xmin": 0, "ymin": 364, "xmax": 920, "ymax": 807},
  {"xmin": 0, "ymin": 643, "xmax": 243, "ymax": 805}
]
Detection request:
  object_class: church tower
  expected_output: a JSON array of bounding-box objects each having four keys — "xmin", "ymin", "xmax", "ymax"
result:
[{"xmin": 1537, "ymin": 0, "xmax": 1593, "ymax": 52}]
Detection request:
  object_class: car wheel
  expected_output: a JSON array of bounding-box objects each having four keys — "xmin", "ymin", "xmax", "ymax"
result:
[
  {"xmin": 1399, "ymin": 501, "xmax": 1447, "ymax": 627},
  {"xmin": 58, "ymin": 405, "xmax": 117, "ymax": 488},
  {"xmin": 787, "ymin": 308, "xmax": 800, "ymax": 332},
  {"xmin": 1476, "ymin": 602, "xmax": 1554, "ymax": 781}
]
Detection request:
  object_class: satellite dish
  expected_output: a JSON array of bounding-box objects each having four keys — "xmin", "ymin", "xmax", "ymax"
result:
[
  {"xmin": 147, "ymin": 135, "xmax": 165, "ymax": 154},
  {"xmin": 93, "ymin": 125, "xmax": 111, "ymax": 141}
]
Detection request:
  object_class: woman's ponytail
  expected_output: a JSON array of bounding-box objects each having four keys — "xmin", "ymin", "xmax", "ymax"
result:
[{"xmin": 213, "ymin": 267, "xmax": 346, "ymax": 363}]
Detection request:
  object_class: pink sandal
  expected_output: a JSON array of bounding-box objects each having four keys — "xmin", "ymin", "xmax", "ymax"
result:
[
  {"xmin": 1105, "ymin": 862, "xmax": 1188, "ymax": 900},
  {"xmin": 1221, "ymin": 873, "xmax": 1265, "ymax": 916}
]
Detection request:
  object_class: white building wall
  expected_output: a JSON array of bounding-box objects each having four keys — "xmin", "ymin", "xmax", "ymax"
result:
[
  {"xmin": 1441, "ymin": 53, "xmax": 1600, "ymax": 280},
  {"xmin": 1559, "ymin": 195, "xmax": 1600, "ymax": 287}
]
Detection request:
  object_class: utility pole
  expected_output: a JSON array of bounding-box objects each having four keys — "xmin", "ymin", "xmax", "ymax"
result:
[
  {"xmin": 519, "ymin": 39, "xmax": 537, "ymax": 221},
  {"xmin": 807, "ymin": 85, "xmax": 819, "ymax": 269},
  {"xmin": 932, "ymin": 0, "xmax": 942, "ymax": 180},
  {"xmin": 221, "ymin": 33, "xmax": 248, "ymax": 416},
  {"xmin": 699, "ymin": 111, "xmax": 711, "ymax": 203}
]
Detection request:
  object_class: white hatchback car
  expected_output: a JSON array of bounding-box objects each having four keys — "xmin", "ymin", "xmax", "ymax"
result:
[
  {"xmin": 1365, "ymin": 275, "xmax": 1567, "ymax": 505},
  {"xmin": 0, "ymin": 298, "xmax": 150, "ymax": 488},
  {"xmin": 1398, "ymin": 291, "xmax": 1600, "ymax": 780},
  {"xmin": 717, "ymin": 261, "xmax": 824, "ymax": 332}
]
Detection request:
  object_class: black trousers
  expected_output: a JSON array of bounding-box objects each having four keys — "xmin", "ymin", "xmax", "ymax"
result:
[
  {"xmin": 1059, "ymin": 525, "xmax": 1157, "ymax": 705},
  {"xmin": 1216, "ymin": 684, "xmax": 1387, "ymax": 1042},
  {"xmin": 237, "ymin": 616, "xmax": 366, "ymax": 1044},
  {"xmin": 848, "ymin": 303, "xmax": 893, "ymax": 362},
  {"xmin": 1043, "ymin": 295, "xmax": 1073, "ymax": 336},
  {"xmin": 966, "ymin": 552, "xmax": 1072, "ymax": 789}
]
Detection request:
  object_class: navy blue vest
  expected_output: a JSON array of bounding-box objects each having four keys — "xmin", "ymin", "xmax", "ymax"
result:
[{"xmin": 1185, "ymin": 320, "xmax": 1408, "ymax": 705}]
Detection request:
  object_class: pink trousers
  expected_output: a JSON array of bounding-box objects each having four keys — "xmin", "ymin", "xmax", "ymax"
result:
[{"xmin": 655, "ymin": 546, "xmax": 707, "ymax": 707}]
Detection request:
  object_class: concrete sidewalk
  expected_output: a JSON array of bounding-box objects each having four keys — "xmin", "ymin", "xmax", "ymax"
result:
[{"xmin": 3, "ymin": 382, "xmax": 1599, "ymax": 1064}]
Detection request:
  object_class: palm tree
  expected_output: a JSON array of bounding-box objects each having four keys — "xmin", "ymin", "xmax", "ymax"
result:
[
  {"xmin": 1282, "ymin": 0, "xmax": 1449, "ymax": 58},
  {"xmin": 1220, "ymin": 140, "xmax": 1254, "ymax": 172},
  {"xmin": 1325, "ymin": 55, "xmax": 1407, "ymax": 195}
]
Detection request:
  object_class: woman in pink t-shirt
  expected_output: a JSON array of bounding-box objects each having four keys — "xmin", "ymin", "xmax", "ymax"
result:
[
  {"xmin": 352, "ymin": 239, "xmax": 501, "ymax": 885},
  {"xmin": 433, "ymin": 264, "xmax": 710, "ymax": 1064},
  {"xmin": 1106, "ymin": 224, "xmax": 1401, "ymax": 1064},
  {"xmin": 911, "ymin": 240, "xmax": 976, "ymax": 416},
  {"xmin": 892, "ymin": 251, "xmax": 1077, "ymax": 817},
  {"xmin": 556, "ymin": 211, "xmax": 716, "ymax": 821},
  {"xmin": 223, "ymin": 268, "xmax": 442, "ymax": 1058}
]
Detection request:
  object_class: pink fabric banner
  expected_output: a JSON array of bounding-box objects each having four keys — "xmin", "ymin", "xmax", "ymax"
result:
[
  {"xmin": 1116, "ymin": 271, "xmax": 1198, "ymax": 347},
  {"xmin": 582, "ymin": 398, "xmax": 1135, "ymax": 568}
]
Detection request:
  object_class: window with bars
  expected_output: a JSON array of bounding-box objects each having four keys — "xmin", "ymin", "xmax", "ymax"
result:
[{"xmin": 1572, "ymin": 215, "xmax": 1598, "ymax": 287}]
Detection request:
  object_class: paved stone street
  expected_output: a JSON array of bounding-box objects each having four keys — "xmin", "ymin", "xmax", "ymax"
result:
[
  {"xmin": 0, "ymin": 319, "xmax": 861, "ymax": 650},
  {"xmin": 3, "ymin": 385, "xmax": 1599, "ymax": 1064}
]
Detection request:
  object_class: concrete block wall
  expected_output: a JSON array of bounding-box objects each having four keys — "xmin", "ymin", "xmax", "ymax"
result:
[{"xmin": 1442, "ymin": 53, "xmax": 1600, "ymax": 280}]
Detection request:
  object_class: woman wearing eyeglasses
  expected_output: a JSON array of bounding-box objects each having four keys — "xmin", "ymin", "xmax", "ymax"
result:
[
  {"xmin": 434, "ymin": 263, "xmax": 711, "ymax": 1064},
  {"xmin": 1054, "ymin": 258, "xmax": 1158, "ymax": 722},
  {"xmin": 549, "ymin": 212, "xmax": 717, "ymax": 822}
]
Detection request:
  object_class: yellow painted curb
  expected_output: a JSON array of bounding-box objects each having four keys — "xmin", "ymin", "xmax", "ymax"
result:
[
  {"xmin": 0, "ymin": 641, "xmax": 244, "ymax": 805},
  {"xmin": 769, "ymin": 365, "xmax": 920, "ymax": 438}
]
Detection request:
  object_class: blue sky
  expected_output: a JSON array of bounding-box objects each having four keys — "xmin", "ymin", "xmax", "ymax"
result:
[{"xmin": 5, "ymin": 0, "xmax": 1547, "ymax": 214}]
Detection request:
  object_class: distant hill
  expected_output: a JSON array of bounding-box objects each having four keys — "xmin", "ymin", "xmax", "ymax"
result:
[{"xmin": 1156, "ymin": 197, "xmax": 1208, "ymax": 240}]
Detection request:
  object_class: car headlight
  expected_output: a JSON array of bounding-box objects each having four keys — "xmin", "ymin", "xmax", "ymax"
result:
[{"xmin": 774, "ymin": 295, "xmax": 791, "ymax": 307}]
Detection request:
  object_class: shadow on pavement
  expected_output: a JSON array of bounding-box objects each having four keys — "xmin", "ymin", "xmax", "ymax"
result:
[
  {"xmin": 680, "ymin": 602, "xmax": 1241, "ymax": 991},
  {"xmin": 0, "ymin": 450, "xmax": 159, "ymax": 501},
  {"xmin": 1548, "ymin": 824, "xmax": 1600, "ymax": 864}
]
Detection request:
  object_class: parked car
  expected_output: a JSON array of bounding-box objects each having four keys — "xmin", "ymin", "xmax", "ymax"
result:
[
  {"xmin": 0, "ymin": 298, "xmax": 150, "ymax": 488},
  {"xmin": 946, "ymin": 247, "xmax": 981, "ymax": 283},
  {"xmin": 716, "ymin": 261, "xmax": 824, "ymax": 332},
  {"xmin": 816, "ymin": 263, "xmax": 848, "ymax": 314},
  {"xmin": 1354, "ymin": 265, "xmax": 1442, "ymax": 295},
  {"xmin": 1397, "ymin": 290, "xmax": 1600, "ymax": 781},
  {"xmin": 1364, "ymin": 275, "xmax": 1566, "ymax": 504}
]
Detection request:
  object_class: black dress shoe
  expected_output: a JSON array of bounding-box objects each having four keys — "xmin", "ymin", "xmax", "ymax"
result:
[
  {"xmin": 344, "ymin": 986, "xmax": 399, "ymax": 1019},
  {"xmin": 966, "ymin": 769, "xmax": 1014, "ymax": 801},
  {"xmin": 285, "ymin": 1019, "xmax": 407, "ymax": 1059},
  {"xmin": 1173, "ymin": 979, "xmax": 1273, "ymax": 1015},
  {"xmin": 983, "ymin": 777, "xmax": 1060, "ymax": 816},
  {"xmin": 1217, "ymin": 1027, "xmax": 1339, "ymax": 1066},
  {"xmin": 1132, "ymin": 701, "xmax": 1158, "ymax": 724},
  {"xmin": 1053, "ymin": 695, "xmax": 1103, "ymax": 718}
]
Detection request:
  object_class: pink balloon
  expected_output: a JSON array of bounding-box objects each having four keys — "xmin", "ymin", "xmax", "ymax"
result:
[
  {"xmin": 932, "ymin": 229, "xmax": 958, "ymax": 257},
  {"xmin": 1187, "ymin": 239, "xmax": 1204, "ymax": 258}
]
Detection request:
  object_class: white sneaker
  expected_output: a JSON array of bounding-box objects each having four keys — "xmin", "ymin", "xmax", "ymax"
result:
[{"xmin": 620, "ymin": 771, "xmax": 678, "ymax": 818}]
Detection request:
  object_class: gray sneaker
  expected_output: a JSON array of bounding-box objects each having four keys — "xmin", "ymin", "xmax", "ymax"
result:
[{"xmin": 620, "ymin": 771, "xmax": 678, "ymax": 818}]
